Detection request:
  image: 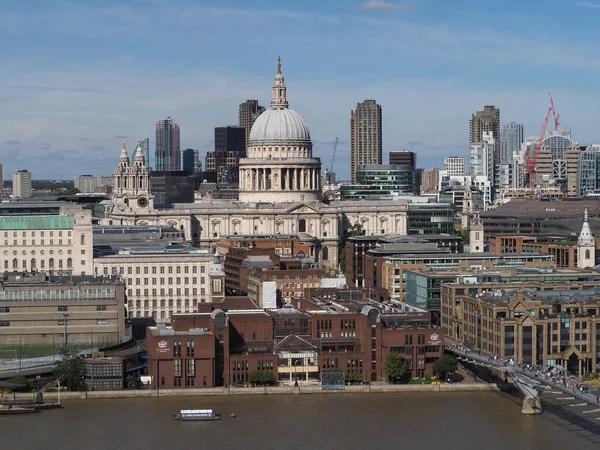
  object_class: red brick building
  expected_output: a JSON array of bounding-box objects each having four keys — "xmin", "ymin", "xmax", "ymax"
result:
[{"xmin": 146, "ymin": 292, "xmax": 443, "ymax": 388}]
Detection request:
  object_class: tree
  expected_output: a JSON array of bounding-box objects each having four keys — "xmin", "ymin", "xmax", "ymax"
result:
[
  {"xmin": 248, "ymin": 370, "xmax": 277, "ymax": 386},
  {"xmin": 9, "ymin": 374, "xmax": 31, "ymax": 392},
  {"xmin": 384, "ymin": 351, "xmax": 411, "ymax": 384},
  {"xmin": 54, "ymin": 351, "xmax": 87, "ymax": 391},
  {"xmin": 126, "ymin": 375, "xmax": 140, "ymax": 390},
  {"xmin": 433, "ymin": 354, "xmax": 459, "ymax": 380}
]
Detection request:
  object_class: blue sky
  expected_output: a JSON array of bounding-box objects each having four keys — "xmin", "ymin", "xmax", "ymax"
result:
[{"xmin": 2, "ymin": 0, "xmax": 600, "ymax": 180}]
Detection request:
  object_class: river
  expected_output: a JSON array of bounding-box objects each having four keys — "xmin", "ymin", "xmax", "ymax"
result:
[{"xmin": 2, "ymin": 392, "xmax": 600, "ymax": 449}]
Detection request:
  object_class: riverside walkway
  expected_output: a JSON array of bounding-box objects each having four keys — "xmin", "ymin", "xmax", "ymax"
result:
[{"xmin": 448, "ymin": 347, "xmax": 600, "ymax": 416}]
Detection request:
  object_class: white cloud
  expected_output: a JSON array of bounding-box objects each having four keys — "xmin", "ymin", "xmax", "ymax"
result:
[
  {"xmin": 577, "ymin": 2, "xmax": 600, "ymax": 8},
  {"xmin": 360, "ymin": 0, "xmax": 414, "ymax": 11}
]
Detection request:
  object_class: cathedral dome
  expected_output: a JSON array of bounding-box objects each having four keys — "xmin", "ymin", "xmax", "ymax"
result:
[{"xmin": 248, "ymin": 108, "xmax": 311, "ymax": 144}]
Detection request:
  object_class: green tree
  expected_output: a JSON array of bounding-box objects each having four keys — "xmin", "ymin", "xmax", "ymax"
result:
[
  {"xmin": 433, "ymin": 354, "xmax": 459, "ymax": 380},
  {"xmin": 9, "ymin": 374, "xmax": 31, "ymax": 392},
  {"xmin": 384, "ymin": 351, "xmax": 411, "ymax": 384},
  {"xmin": 126, "ymin": 375, "xmax": 140, "ymax": 390},
  {"xmin": 248, "ymin": 370, "xmax": 277, "ymax": 386},
  {"xmin": 53, "ymin": 351, "xmax": 87, "ymax": 391}
]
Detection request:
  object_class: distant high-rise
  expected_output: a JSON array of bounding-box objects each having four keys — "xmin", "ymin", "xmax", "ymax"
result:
[
  {"xmin": 470, "ymin": 106, "xmax": 500, "ymax": 146},
  {"xmin": 141, "ymin": 138, "xmax": 150, "ymax": 169},
  {"xmin": 420, "ymin": 169, "xmax": 440, "ymax": 193},
  {"xmin": 239, "ymin": 100, "xmax": 266, "ymax": 148},
  {"xmin": 206, "ymin": 126, "xmax": 246, "ymax": 183},
  {"xmin": 13, "ymin": 169, "xmax": 32, "ymax": 199},
  {"xmin": 389, "ymin": 150, "xmax": 416, "ymax": 169},
  {"xmin": 0, "ymin": 163, "xmax": 3, "ymax": 197},
  {"xmin": 155, "ymin": 118, "xmax": 180, "ymax": 171},
  {"xmin": 182, "ymin": 148, "xmax": 201, "ymax": 173},
  {"xmin": 500, "ymin": 122, "xmax": 524, "ymax": 164},
  {"xmin": 444, "ymin": 157, "xmax": 465, "ymax": 176},
  {"xmin": 351, "ymin": 100, "xmax": 382, "ymax": 183}
]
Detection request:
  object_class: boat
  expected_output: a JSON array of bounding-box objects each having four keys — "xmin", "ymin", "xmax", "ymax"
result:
[
  {"xmin": 0, "ymin": 406, "xmax": 40, "ymax": 415},
  {"xmin": 173, "ymin": 409, "xmax": 221, "ymax": 421}
]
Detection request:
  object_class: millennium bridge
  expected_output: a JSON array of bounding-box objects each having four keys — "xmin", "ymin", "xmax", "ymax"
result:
[{"xmin": 448, "ymin": 347, "xmax": 600, "ymax": 417}]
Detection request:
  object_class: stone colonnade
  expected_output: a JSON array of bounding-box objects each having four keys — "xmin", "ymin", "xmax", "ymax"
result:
[{"xmin": 240, "ymin": 167, "xmax": 320, "ymax": 192}]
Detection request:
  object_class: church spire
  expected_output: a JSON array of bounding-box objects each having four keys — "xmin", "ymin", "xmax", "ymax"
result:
[
  {"xmin": 578, "ymin": 208, "xmax": 595, "ymax": 246},
  {"xmin": 271, "ymin": 56, "xmax": 288, "ymax": 109},
  {"xmin": 119, "ymin": 141, "xmax": 130, "ymax": 163}
]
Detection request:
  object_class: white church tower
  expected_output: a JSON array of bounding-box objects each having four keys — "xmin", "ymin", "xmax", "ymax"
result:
[
  {"xmin": 469, "ymin": 212, "xmax": 484, "ymax": 253},
  {"xmin": 577, "ymin": 209, "xmax": 595, "ymax": 268},
  {"xmin": 112, "ymin": 141, "xmax": 154, "ymax": 214}
]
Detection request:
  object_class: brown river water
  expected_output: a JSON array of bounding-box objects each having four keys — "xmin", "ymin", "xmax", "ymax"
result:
[{"xmin": 1, "ymin": 392, "xmax": 599, "ymax": 450}]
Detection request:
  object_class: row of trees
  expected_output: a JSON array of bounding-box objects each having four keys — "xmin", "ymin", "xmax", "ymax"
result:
[{"xmin": 384, "ymin": 352, "xmax": 458, "ymax": 384}]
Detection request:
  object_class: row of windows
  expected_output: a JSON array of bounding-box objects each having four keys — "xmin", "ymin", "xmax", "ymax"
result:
[
  {"xmin": 3, "ymin": 258, "xmax": 81, "ymax": 270},
  {"xmin": 56, "ymin": 305, "xmax": 106, "ymax": 312},
  {"xmin": 126, "ymin": 277, "xmax": 205, "ymax": 286},
  {"xmin": 103, "ymin": 265, "xmax": 206, "ymax": 275},
  {"xmin": 127, "ymin": 288, "xmax": 207, "ymax": 297},
  {"xmin": 3, "ymin": 239, "xmax": 80, "ymax": 247},
  {"xmin": 4, "ymin": 230, "xmax": 74, "ymax": 238},
  {"xmin": 58, "ymin": 319, "xmax": 108, "ymax": 325}
]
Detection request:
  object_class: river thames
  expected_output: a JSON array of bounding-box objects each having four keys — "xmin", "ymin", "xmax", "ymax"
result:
[{"xmin": 2, "ymin": 392, "xmax": 600, "ymax": 449}]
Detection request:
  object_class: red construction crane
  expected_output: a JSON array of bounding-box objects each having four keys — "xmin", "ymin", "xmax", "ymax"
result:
[{"xmin": 525, "ymin": 93, "xmax": 559, "ymax": 187}]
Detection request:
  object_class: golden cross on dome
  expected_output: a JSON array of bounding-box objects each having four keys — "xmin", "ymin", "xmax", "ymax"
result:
[
  {"xmin": 122, "ymin": 141, "xmax": 126, "ymax": 149},
  {"xmin": 277, "ymin": 56, "xmax": 281, "ymax": 74}
]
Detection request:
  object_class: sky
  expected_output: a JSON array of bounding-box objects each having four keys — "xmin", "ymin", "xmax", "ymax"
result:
[{"xmin": 2, "ymin": 0, "xmax": 600, "ymax": 181}]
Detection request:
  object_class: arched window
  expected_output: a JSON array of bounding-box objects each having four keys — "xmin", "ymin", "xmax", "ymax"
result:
[
  {"xmin": 586, "ymin": 249, "xmax": 591, "ymax": 259},
  {"xmin": 31, "ymin": 258, "xmax": 36, "ymax": 269},
  {"xmin": 322, "ymin": 247, "xmax": 329, "ymax": 261},
  {"xmin": 67, "ymin": 258, "xmax": 72, "ymax": 268},
  {"xmin": 12, "ymin": 258, "xmax": 18, "ymax": 269},
  {"xmin": 80, "ymin": 234, "xmax": 85, "ymax": 245},
  {"xmin": 49, "ymin": 258, "xmax": 55, "ymax": 268}
]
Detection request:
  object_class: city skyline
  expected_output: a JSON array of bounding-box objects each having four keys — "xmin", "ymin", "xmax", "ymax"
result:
[{"xmin": 3, "ymin": 1, "xmax": 600, "ymax": 179}]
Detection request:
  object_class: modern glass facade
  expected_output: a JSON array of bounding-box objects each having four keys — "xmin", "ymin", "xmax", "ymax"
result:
[
  {"xmin": 341, "ymin": 164, "xmax": 419, "ymax": 199},
  {"xmin": 579, "ymin": 145, "xmax": 600, "ymax": 196},
  {"xmin": 407, "ymin": 203, "xmax": 454, "ymax": 235}
]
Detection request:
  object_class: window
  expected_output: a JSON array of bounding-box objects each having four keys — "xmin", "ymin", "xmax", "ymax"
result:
[
  {"xmin": 97, "ymin": 319, "xmax": 108, "ymax": 325},
  {"xmin": 187, "ymin": 359, "xmax": 195, "ymax": 375},
  {"xmin": 173, "ymin": 341, "xmax": 182, "ymax": 357},
  {"xmin": 298, "ymin": 219, "xmax": 307, "ymax": 232},
  {"xmin": 58, "ymin": 306, "xmax": 68, "ymax": 312},
  {"xmin": 174, "ymin": 359, "xmax": 182, "ymax": 376},
  {"xmin": 80, "ymin": 234, "xmax": 85, "ymax": 245},
  {"xmin": 0, "ymin": 307, "xmax": 9, "ymax": 313},
  {"xmin": 0, "ymin": 320, "xmax": 9, "ymax": 327},
  {"xmin": 96, "ymin": 305, "xmax": 107, "ymax": 311}
]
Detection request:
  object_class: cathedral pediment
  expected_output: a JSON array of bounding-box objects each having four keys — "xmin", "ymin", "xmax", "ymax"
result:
[{"xmin": 285, "ymin": 203, "xmax": 320, "ymax": 215}]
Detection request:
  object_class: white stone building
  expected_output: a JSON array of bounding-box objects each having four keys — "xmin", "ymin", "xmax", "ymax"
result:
[
  {"xmin": 107, "ymin": 60, "xmax": 409, "ymax": 269},
  {"xmin": 0, "ymin": 206, "xmax": 94, "ymax": 275},
  {"xmin": 94, "ymin": 250, "xmax": 223, "ymax": 322}
]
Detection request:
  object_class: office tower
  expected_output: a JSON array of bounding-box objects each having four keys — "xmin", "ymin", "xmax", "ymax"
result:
[
  {"xmin": 469, "ymin": 131, "xmax": 495, "ymax": 178},
  {"xmin": 141, "ymin": 138, "xmax": 150, "ymax": 169},
  {"xmin": 13, "ymin": 169, "xmax": 32, "ymax": 198},
  {"xmin": 74, "ymin": 175, "xmax": 98, "ymax": 193},
  {"xmin": 444, "ymin": 157, "xmax": 465, "ymax": 176},
  {"xmin": 155, "ymin": 117, "xmax": 180, "ymax": 171},
  {"xmin": 183, "ymin": 149, "xmax": 201, "ymax": 173},
  {"xmin": 351, "ymin": 100, "xmax": 382, "ymax": 183},
  {"xmin": 470, "ymin": 106, "xmax": 500, "ymax": 145},
  {"xmin": 500, "ymin": 123, "xmax": 524, "ymax": 164},
  {"xmin": 389, "ymin": 150, "xmax": 416, "ymax": 169},
  {"xmin": 206, "ymin": 126, "xmax": 245, "ymax": 183},
  {"xmin": 420, "ymin": 169, "xmax": 439, "ymax": 193},
  {"xmin": 239, "ymin": 100, "xmax": 266, "ymax": 148}
]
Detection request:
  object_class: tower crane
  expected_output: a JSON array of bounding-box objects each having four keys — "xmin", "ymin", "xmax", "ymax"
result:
[
  {"xmin": 329, "ymin": 137, "xmax": 339, "ymax": 173},
  {"xmin": 525, "ymin": 93, "xmax": 558, "ymax": 188}
]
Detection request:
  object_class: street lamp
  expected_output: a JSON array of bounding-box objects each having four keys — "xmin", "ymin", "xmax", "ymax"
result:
[
  {"xmin": 294, "ymin": 359, "xmax": 302, "ymax": 385},
  {"xmin": 62, "ymin": 313, "xmax": 69, "ymax": 348}
]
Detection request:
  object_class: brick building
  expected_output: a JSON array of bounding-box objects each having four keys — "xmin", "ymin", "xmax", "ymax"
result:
[{"xmin": 146, "ymin": 292, "xmax": 443, "ymax": 388}]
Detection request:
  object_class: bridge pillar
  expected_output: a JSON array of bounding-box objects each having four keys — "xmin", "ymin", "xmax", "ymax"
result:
[{"xmin": 522, "ymin": 396, "xmax": 543, "ymax": 415}]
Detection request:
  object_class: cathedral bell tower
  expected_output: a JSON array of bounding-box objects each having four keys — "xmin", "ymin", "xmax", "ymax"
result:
[
  {"xmin": 577, "ymin": 209, "xmax": 595, "ymax": 268},
  {"xmin": 112, "ymin": 141, "xmax": 154, "ymax": 213}
]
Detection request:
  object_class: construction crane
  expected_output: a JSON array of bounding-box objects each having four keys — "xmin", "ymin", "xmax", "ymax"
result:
[
  {"xmin": 329, "ymin": 137, "xmax": 339, "ymax": 173},
  {"xmin": 525, "ymin": 93, "xmax": 558, "ymax": 188}
]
